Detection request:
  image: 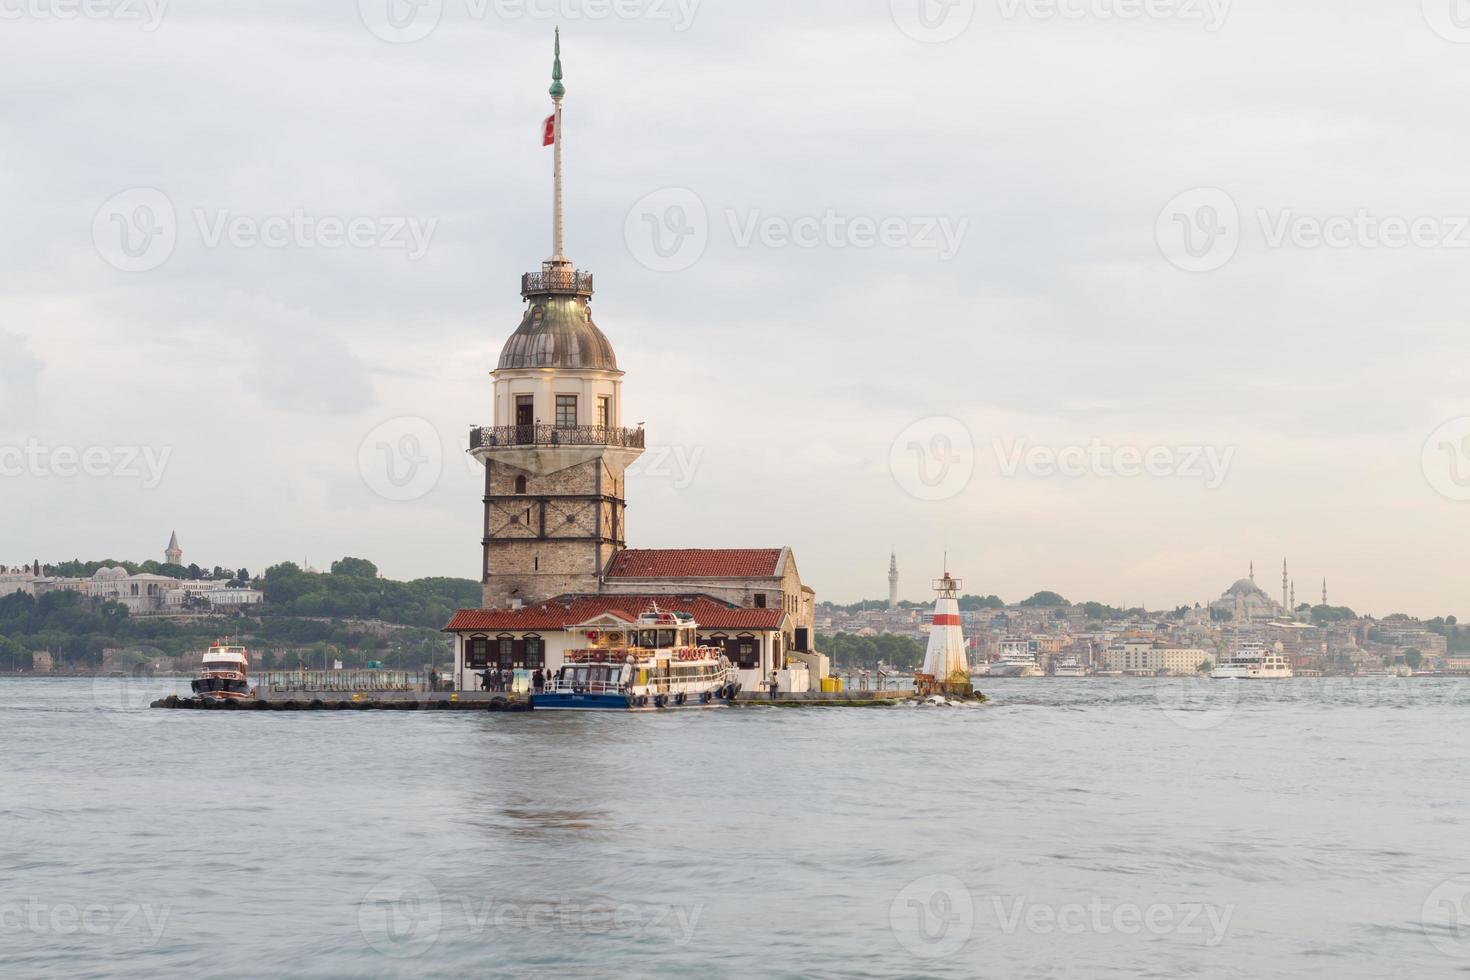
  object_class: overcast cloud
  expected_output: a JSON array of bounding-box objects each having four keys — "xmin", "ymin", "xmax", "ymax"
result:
[{"xmin": 2, "ymin": 0, "xmax": 1469, "ymax": 616}]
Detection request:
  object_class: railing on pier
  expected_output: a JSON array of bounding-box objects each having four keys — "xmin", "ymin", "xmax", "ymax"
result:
[
  {"xmin": 470, "ymin": 424, "xmax": 645, "ymax": 451},
  {"xmin": 260, "ymin": 670, "xmax": 415, "ymax": 693}
]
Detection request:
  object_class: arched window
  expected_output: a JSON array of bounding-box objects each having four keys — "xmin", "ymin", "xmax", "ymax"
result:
[{"xmin": 514, "ymin": 476, "xmax": 528, "ymax": 494}]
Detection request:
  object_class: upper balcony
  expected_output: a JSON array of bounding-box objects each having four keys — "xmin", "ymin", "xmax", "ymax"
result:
[
  {"xmin": 521, "ymin": 268, "xmax": 594, "ymax": 299},
  {"xmin": 471, "ymin": 424, "xmax": 645, "ymax": 452}
]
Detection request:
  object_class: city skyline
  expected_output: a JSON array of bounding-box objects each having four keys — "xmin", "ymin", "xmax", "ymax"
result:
[{"xmin": 4, "ymin": 8, "xmax": 1470, "ymax": 619}]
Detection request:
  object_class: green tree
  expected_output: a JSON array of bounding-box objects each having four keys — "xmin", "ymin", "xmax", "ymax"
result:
[
  {"xmin": 1020, "ymin": 591, "xmax": 1069, "ymax": 608},
  {"xmin": 331, "ymin": 557, "xmax": 379, "ymax": 579}
]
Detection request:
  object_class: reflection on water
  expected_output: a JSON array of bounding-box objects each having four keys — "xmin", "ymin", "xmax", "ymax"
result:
[{"xmin": 3, "ymin": 677, "xmax": 1470, "ymax": 978}]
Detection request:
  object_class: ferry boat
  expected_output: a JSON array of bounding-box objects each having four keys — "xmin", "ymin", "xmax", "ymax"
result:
[
  {"xmin": 535, "ymin": 607, "xmax": 740, "ymax": 711},
  {"xmin": 190, "ymin": 642, "xmax": 254, "ymax": 701},
  {"xmin": 1210, "ymin": 641, "xmax": 1293, "ymax": 680}
]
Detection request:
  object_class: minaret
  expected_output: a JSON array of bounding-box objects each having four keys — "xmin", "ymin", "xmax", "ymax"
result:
[
  {"xmin": 1322, "ymin": 579, "xmax": 1328, "ymax": 607},
  {"xmin": 1290, "ymin": 580, "xmax": 1296, "ymax": 616},
  {"xmin": 888, "ymin": 550, "xmax": 899, "ymax": 609},
  {"xmin": 1249, "ymin": 560, "xmax": 1255, "ymax": 583},
  {"xmin": 469, "ymin": 31, "xmax": 644, "ymax": 609},
  {"xmin": 1281, "ymin": 559, "xmax": 1289, "ymax": 618},
  {"xmin": 165, "ymin": 531, "xmax": 182, "ymax": 566}
]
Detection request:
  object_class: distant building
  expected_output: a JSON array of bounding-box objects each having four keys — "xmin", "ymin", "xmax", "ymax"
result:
[
  {"xmin": 888, "ymin": 551, "xmax": 899, "ymax": 610},
  {"xmin": 1209, "ymin": 563, "xmax": 1286, "ymax": 623},
  {"xmin": 30, "ymin": 651, "xmax": 54, "ymax": 673},
  {"xmin": 165, "ymin": 531, "xmax": 182, "ymax": 566}
]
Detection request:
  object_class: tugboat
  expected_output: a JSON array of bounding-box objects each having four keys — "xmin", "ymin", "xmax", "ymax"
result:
[
  {"xmin": 190, "ymin": 641, "xmax": 254, "ymax": 702},
  {"xmin": 536, "ymin": 606, "xmax": 740, "ymax": 711}
]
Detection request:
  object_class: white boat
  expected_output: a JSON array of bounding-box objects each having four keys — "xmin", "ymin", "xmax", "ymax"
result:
[
  {"xmin": 535, "ymin": 606, "xmax": 740, "ymax": 711},
  {"xmin": 1051, "ymin": 658, "xmax": 1087, "ymax": 677},
  {"xmin": 190, "ymin": 642, "xmax": 254, "ymax": 701},
  {"xmin": 986, "ymin": 636, "xmax": 1044, "ymax": 677},
  {"xmin": 1210, "ymin": 642, "xmax": 1293, "ymax": 680}
]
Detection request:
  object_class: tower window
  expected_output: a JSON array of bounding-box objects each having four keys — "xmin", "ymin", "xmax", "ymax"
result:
[
  {"xmin": 597, "ymin": 396, "xmax": 610, "ymax": 429},
  {"xmin": 515, "ymin": 395, "xmax": 534, "ymax": 429},
  {"xmin": 556, "ymin": 395, "xmax": 578, "ymax": 429},
  {"xmin": 514, "ymin": 476, "xmax": 528, "ymax": 495},
  {"xmin": 754, "ymin": 593, "xmax": 767, "ymax": 608}
]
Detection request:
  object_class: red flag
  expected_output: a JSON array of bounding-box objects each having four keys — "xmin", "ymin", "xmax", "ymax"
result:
[{"xmin": 542, "ymin": 114, "xmax": 556, "ymax": 147}]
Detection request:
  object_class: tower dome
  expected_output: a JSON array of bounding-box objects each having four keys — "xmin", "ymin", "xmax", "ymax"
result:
[{"xmin": 497, "ymin": 268, "xmax": 617, "ymax": 372}]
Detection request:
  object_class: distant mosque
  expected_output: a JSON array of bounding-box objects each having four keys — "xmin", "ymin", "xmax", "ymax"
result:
[{"xmin": 1210, "ymin": 560, "xmax": 1316, "ymax": 623}]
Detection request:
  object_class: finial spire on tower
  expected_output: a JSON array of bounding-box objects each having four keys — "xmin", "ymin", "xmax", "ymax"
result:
[{"xmin": 548, "ymin": 27, "xmax": 567, "ymax": 264}]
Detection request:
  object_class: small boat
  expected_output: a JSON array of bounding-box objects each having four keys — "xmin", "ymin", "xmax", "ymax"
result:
[
  {"xmin": 190, "ymin": 642, "xmax": 254, "ymax": 701},
  {"xmin": 535, "ymin": 606, "xmax": 740, "ymax": 711}
]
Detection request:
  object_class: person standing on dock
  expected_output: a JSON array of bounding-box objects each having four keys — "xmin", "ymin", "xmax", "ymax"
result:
[{"xmin": 769, "ymin": 670, "xmax": 780, "ymax": 701}]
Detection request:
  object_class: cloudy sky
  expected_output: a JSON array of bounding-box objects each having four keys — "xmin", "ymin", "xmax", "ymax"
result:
[{"xmin": 3, "ymin": 0, "xmax": 1470, "ymax": 615}]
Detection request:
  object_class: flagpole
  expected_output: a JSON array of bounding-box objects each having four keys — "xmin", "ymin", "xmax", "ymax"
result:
[{"xmin": 550, "ymin": 27, "xmax": 565, "ymax": 264}]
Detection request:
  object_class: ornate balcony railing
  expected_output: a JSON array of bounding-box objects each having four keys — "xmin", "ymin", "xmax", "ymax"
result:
[
  {"xmin": 521, "ymin": 269, "xmax": 594, "ymax": 297},
  {"xmin": 471, "ymin": 424, "xmax": 645, "ymax": 451}
]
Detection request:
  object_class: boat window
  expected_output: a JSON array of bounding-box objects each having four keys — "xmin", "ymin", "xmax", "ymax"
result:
[{"xmin": 657, "ymin": 630, "xmax": 675, "ymax": 648}]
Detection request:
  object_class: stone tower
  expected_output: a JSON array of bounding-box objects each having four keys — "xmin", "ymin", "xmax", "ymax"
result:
[
  {"xmin": 888, "ymin": 550, "xmax": 899, "ymax": 609},
  {"xmin": 469, "ymin": 31, "xmax": 644, "ymax": 609},
  {"xmin": 165, "ymin": 531, "xmax": 182, "ymax": 566}
]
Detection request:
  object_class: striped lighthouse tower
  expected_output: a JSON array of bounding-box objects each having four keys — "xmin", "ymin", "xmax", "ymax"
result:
[{"xmin": 919, "ymin": 570, "xmax": 975, "ymax": 698}]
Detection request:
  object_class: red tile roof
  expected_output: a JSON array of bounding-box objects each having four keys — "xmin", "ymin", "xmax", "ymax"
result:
[
  {"xmin": 444, "ymin": 594, "xmax": 787, "ymax": 633},
  {"xmin": 605, "ymin": 548, "xmax": 785, "ymax": 579}
]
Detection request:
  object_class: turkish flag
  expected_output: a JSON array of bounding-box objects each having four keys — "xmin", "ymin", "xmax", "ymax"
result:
[{"xmin": 542, "ymin": 115, "xmax": 556, "ymax": 147}]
